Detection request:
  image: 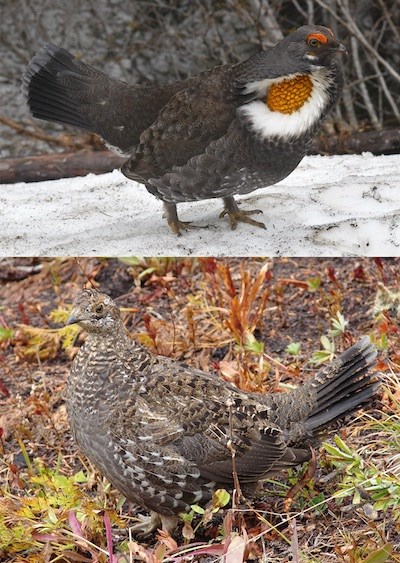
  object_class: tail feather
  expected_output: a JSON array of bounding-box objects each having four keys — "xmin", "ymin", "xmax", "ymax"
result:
[
  {"xmin": 305, "ymin": 382, "xmax": 379, "ymax": 432},
  {"xmin": 265, "ymin": 336, "xmax": 380, "ymax": 444},
  {"xmin": 314, "ymin": 343, "xmax": 377, "ymax": 402},
  {"xmin": 24, "ymin": 87, "xmax": 87, "ymax": 128},
  {"xmin": 21, "ymin": 44, "xmax": 95, "ymax": 130},
  {"xmin": 21, "ymin": 43, "xmax": 178, "ymax": 153},
  {"xmin": 304, "ymin": 336, "xmax": 379, "ymax": 433},
  {"xmin": 315, "ymin": 372, "xmax": 376, "ymax": 413}
]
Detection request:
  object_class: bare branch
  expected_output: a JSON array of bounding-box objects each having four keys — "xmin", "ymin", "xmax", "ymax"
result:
[
  {"xmin": 349, "ymin": 36, "xmax": 381, "ymax": 129},
  {"xmin": 370, "ymin": 58, "xmax": 400, "ymax": 122},
  {"xmin": 315, "ymin": 0, "xmax": 400, "ymax": 83}
]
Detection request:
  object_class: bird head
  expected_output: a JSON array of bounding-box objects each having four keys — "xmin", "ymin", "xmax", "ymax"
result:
[
  {"xmin": 238, "ymin": 24, "xmax": 348, "ymax": 104},
  {"xmin": 66, "ymin": 289, "xmax": 121, "ymax": 334},
  {"xmin": 280, "ymin": 25, "xmax": 348, "ymax": 71}
]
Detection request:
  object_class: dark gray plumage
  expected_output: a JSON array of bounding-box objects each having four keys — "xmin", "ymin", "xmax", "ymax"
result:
[
  {"xmin": 66, "ymin": 289, "xmax": 379, "ymax": 534},
  {"xmin": 22, "ymin": 26, "xmax": 347, "ymax": 234}
]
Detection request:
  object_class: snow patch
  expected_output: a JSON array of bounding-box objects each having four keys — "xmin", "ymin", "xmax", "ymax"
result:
[{"xmin": 0, "ymin": 153, "xmax": 399, "ymax": 256}]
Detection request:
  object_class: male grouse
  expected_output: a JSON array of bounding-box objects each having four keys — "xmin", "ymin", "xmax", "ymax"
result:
[
  {"xmin": 22, "ymin": 26, "xmax": 347, "ymax": 234},
  {"xmin": 66, "ymin": 289, "xmax": 379, "ymax": 534}
]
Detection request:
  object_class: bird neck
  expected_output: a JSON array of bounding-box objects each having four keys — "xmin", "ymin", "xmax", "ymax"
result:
[
  {"xmin": 67, "ymin": 325, "xmax": 140, "ymax": 414},
  {"xmin": 237, "ymin": 64, "xmax": 340, "ymax": 143}
]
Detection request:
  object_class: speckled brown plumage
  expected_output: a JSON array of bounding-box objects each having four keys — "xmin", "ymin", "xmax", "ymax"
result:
[
  {"xmin": 22, "ymin": 26, "xmax": 347, "ymax": 234},
  {"xmin": 66, "ymin": 289, "xmax": 379, "ymax": 533}
]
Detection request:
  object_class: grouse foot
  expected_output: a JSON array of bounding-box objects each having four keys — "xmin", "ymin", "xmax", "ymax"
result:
[
  {"xmin": 131, "ymin": 511, "xmax": 178, "ymax": 537},
  {"xmin": 220, "ymin": 196, "xmax": 266, "ymax": 230},
  {"xmin": 163, "ymin": 202, "xmax": 196, "ymax": 235}
]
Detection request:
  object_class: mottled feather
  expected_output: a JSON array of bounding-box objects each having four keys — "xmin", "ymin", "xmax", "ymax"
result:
[{"xmin": 66, "ymin": 289, "xmax": 379, "ymax": 531}]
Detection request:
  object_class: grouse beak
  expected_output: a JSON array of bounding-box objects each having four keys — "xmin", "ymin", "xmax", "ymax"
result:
[{"xmin": 66, "ymin": 310, "xmax": 81, "ymax": 326}]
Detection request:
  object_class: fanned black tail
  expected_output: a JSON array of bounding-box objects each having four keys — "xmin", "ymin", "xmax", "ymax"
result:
[
  {"xmin": 21, "ymin": 44, "xmax": 98, "ymax": 130},
  {"xmin": 305, "ymin": 336, "xmax": 379, "ymax": 433},
  {"xmin": 21, "ymin": 44, "xmax": 155, "ymax": 152}
]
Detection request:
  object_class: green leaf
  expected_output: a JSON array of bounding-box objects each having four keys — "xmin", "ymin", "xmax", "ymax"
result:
[
  {"xmin": 323, "ymin": 442, "xmax": 343, "ymax": 457},
  {"xmin": 309, "ymin": 492, "xmax": 326, "ymax": 512},
  {"xmin": 373, "ymin": 499, "xmax": 391, "ymax": 511},
  {"xmin": 47, "ymin": 507, "xmax": 58, "ymax": 525},
  {"xmin": 332, "ymin": 488, "xmax": 352, "ymax": 499},
  {"xmin": 190, "ymin": 504, "xmax": 205, "ymax": 515},
  {"xmin": 245, "ymin": 339, "xmax": 264, "ymax": 354},
  {"xmin": 320, "ymin": 335, "xmax": 334, "ymax": 352},
  {"xmin": 0, "ymin": 327, "xmax": 14, "ymax": 341},
  {"xmin": 311, "ymin": 350, "xmax": 333, "ymax": 364},
  {"xmin": 361, "ymin": 543, "xmax": 393, "ymax": 563},
  {"xmin": 243, "ymin": 332, "xmax": 264, "ymax": 354},
  {"xmin": 118, "ymin": 257, "xmax": 142, "ymax": 266},
  {"xmin": 307, "ymin": 277, "xmax": 321, "ymax": 292},
  {"xmin": 375, "ymin": 333, "xmax": 388, "ymax": 351},
  {"xmin": 71, "ymin": 470, "xmax": 88, "ymax": 484},
  {"xmin": 213, "ymin": 488, "xmax": 230, "ymax": 509},
  {"xmin": 138, "ymin": 267, "xmax": 157, "ymax": 279},
  {"xmin": 352, "ymin": 488, "xmax": 361, "ymax": 504},
  {"xmin": 323, "ymin": 441, "xmax": 353, "ymax": 461},
  {"xmin": 329, "ymin": 311, "xmax": 348, "ymax": 336},
  {"xmin": 179, "ymin": 511, "xmax": 193, "ymax": 524},
  {"xmin": 311, "ymin": 336, "xmax": 335, "ymax": 364},
  {"xmin": 285, "ymin": 342, "xmax": 301, "ymax": 356},
  {"xmin": 333, "ymin": 434, "xmax": 354, "ymax": 456}
]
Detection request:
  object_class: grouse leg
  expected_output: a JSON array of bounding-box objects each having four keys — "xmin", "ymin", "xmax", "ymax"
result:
[
  {"xmin": 220, "ymin": 196, "xmax": 266, "ymax": 230},
  {"xmin": 163, "ymin": 202, "xmax": 195, "ymax": 236}
]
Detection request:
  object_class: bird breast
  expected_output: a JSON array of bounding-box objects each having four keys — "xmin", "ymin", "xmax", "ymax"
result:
[
  {"xmin": 239, "ymin": 69, "xmax": 333, "ymax": 140},
  {"xmin": 266, "ymin": 75, "xmax": 313, "ymax": 114}
]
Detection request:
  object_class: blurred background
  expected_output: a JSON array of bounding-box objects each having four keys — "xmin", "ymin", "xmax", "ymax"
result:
[{"xmin": 1, "ymin": 0, "xmax": 399, "ymax": 159}]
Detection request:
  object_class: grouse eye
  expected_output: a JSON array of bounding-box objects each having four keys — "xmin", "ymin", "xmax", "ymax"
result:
[
  {"xmin": 308, "ymin": 38, "xmax": 320, "ymax": 48},
  {"xmin": 94, "ymin": 303, "xmax": 105, "ymax": 315}
]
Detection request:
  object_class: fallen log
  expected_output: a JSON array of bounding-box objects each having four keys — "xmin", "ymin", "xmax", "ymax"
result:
[
  {"xmin": 0, "ymin": 151, "xmax": 125, "ymax": 184},
  {"xmin": 310, "ymin": 126, "xmax": 400, "ymax": 155},
  {"xmin": 1, "ymin": 127, "xmax": 399, "ymax": 184}
]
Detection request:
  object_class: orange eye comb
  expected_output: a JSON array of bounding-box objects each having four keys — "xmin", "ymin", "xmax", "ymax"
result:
[{"xmin": 306, "ymin": 32, "xmax": 328, "ymax": 44}]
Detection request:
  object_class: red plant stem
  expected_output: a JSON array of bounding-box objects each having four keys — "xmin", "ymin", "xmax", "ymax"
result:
[{"xmin": 103, "ymin": 511, "xmax": 114, "ymax": 563}]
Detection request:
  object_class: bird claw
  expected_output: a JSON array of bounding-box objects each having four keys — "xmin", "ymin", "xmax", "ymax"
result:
[
  {"xmin": 168, "ymin": 219, "xmax": 195, "ymax": 236},
  {"xmin": 168, "ymin": 219, "xmax": 208, "ymax": 232},
  {"xmin": 164, "ymin": 202, "xmax": 208, "ymax": 235},
  {"xmin": 130, "ymin": 512, "xmax": 178, "ymax": 537},
  {"xmin": 168, "ymin": 220, "xmax": 208, "ymax": 236},
  {"xmin": 219, "ymin": 207, "xmax": 266, "ymax": 230}
]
